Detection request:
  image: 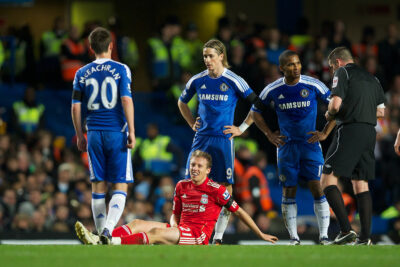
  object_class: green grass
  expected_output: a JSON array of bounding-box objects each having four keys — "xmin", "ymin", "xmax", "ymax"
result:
[{"xmin": 0, "ymin": 245, "xmax": 399, "ymax": 267}]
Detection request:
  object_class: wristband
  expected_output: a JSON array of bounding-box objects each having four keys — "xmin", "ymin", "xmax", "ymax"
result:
[{"xmin": 238, "ymin": 122, "xmax": 249, "ymax": 133}]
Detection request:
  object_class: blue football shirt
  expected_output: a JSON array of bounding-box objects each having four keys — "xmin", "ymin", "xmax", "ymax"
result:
[
  {"xmin": 180, "ymin": 68, "xmax": 253, "ymax": 137},
  {"xmin": 252, "ymin": 75, "xmax": 330, "ymax": 141},
  {"xmin": 72, "ymin": 58, "xmax": 132, "ymax": 132}
]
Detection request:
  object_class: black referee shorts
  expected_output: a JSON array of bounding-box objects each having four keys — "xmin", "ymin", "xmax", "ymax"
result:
[{"xmin": 322, "ymin": 123, "xmax": 376, "ymax": 180}]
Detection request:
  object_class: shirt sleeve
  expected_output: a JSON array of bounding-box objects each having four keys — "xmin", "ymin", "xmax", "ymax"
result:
[
  {"xmin": 314, "ymin": 79, "xmax": 331, "ymax": 104},
  {"xmin": 216, "ymin": 186, "xmax": 239, "ymax": 213},
  {"xmin": 232, "ymin": 75, "xmax": 253, "ymax": 99},
  {"xmin": 331, "ymin": 67, "xmax": 348, "ymax": 100},
  {"xmin": 172, "ymin": 182, "xmax": 182, "ymax": 216},
  {"xmin": 179, "ymin": 77, "xmax": 196, "ymax": 103},
  {"xmin": 72, "ymin": 70, "xmax": 83, "ymax": 104},
  {"xmin": 119, "ymin": 64, "xmax": 133, "ymax": 98},
  {"xmin": 375, "ymin": 77, "xmax": 386, "ymax": 106},
  {"xmin": 251, "ymin": 86, "xmax": 271, "ymax": 113}
]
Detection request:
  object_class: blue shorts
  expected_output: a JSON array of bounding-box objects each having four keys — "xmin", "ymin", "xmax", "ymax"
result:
[
  {"xmin": 87, "ymin": 131, "xmax": 134, "ymax": 183},
  {"xmin": 277, "ymin": 141, "xmax": 324, "ymax": 187},
  {"xmin": 185, "ymin": 134, "xmax": 234, "ymax": 184}
]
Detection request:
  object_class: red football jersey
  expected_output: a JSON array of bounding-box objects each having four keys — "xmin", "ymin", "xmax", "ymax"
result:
[{"xmin": 173, "ymin": 177, "xmax": 239, "ymax": 240}]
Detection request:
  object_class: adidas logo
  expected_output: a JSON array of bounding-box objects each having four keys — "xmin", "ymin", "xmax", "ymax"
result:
[
  {"xmin": 112, "ymin": 204, "xmax": 119, "ymax": 209},
  {"xmin": 278, "ymin": 94, "xmax": 285, "ymax": 99},
  {"xmin": 201, "ymin": 84, "xmax": 207, "ymax": 89},
  {"xmin": 182, "ymin": 194, "xmax": 187, "ymax": 198},
  {"xmin": 96, "ymin": 213, "xmax": 105, "ymax": 219}
]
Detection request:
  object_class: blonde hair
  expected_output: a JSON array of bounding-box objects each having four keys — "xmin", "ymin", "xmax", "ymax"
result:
[
  {"xmin": 190, "ymin": 150, "xmax": 212, "ymax": 168},
  {"xmin": 204, "ymin": 39, "xmax": 230, "ymax": 68}
]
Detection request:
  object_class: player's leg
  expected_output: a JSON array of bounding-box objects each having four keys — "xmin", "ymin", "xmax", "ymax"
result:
[
  {"xmin": 112, "ymin": 226, "xmax": 180, "ymax": 245},
  {"xmin": 112, "ymin": 219, "xmax": 169, "ymax": 237},
  {"xmin": 91, "ymin": 181, "xmax": 107, "ymax": 235},
  {"xmin": 213, "ymin": 183, "xmax": 232, "ymax": 244},
  {"xmin": 282, "ymin": 186, "xmax": 300, "ymax": 244},
  {"xmin": 101, "ymin": 131, "xmax": 134, "ymax": 244},
  {"xmin": 301, "ymin": 143, "xmax": 330, "ymax": 244},
  {"xmin": 351, "ymin": 134, "xmax": 375, "ymax": 245},
  {"xmin": 352, "ymin": 180, "xmax": 372, "ymax": 245},
  {"xmin": 278, "ymin": 142, "xmax": 300, "ymax": 244},
  {"xmin": 87, "ymin": 130, "xmax": 107, "ymax": 235},
  {"xmin": 101, "ymin": 182, "xmax": 128, "ymax": 243},
  {"xmin": 308, "ymin": 180, "xmax": 330, "ymax": 244},
  {"xmin": 210, "ymin": 137, "xmax": 234, "ymax": 244},
  {"xmin": 321, "ymin": 126, "xmax": 359, "ymax": 244}
]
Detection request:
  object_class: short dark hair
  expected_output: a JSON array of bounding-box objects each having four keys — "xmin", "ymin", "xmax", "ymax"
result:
[
  {"xmin": 190, "ymin": 150, "xmax": 212, "ymax": 168},
  {"xmin": 279, "ymin": 50, "xmax": 298, "ymax": 66},
  {"xmin": 88, "ymin": 27, "xmax": 112, "ymax": 55},
  {"xmin": 328, "ymin": 46, "xmax": 353, "ymax": 64}
]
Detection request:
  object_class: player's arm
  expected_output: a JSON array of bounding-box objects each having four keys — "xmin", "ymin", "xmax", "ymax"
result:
[
  {"xmin": 71, "ymin": 76, "xmax": 86, "ymax": 152},
  {"xmin": 326, "ymin": 95, "xmax": 342, "ymax": 121},
  {"xmin": 178, "ymin": 99, "xmax": 200, "ymax": 132},
  {"xmin": 326, "ymin": 68, "xmax": 347, "ymax": 121},
  {"xmin": 394, "ymin": 129, "xmax": 400, "ymax": 156},
  {"xmin": 218, "ymin": 186, "xmax": 278, "ymax": 243},
  {"xmin": 171, "ymin": 182, "xmax": 182, "ymax": 227},
  {"xmin": 71, "ymin": 102, "xmax": 87, "ymax": 152},
  {"xmin": 121, "ymin": 96, "xmax": 136, "ymax": 149},
  {"xmin": 307, "ymin": 120, "xmax": 336, "ymax": 143},
  {"xmin": 376, "ymin": 107, "xmax": 385, "ymax": 118},
  {"xmin": 223, "ymin": 92, "xmax": 258, "ymax": 140},
  {"xmin": 251, "ymin": 109, "xmax": 286, "ymax": 147},
  {"xmin": 169, "ymin": 213, "xmax": 180, "ymax": 228},
  {"xmin": 233, "ymin": 207, "xmax": 277, "ymax": 243}
]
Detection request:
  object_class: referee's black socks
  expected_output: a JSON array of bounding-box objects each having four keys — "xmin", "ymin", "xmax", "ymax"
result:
[
  {"xmin": 324, "ymin": 185, "xmax": 352, "ymax": 233},
  {"xmin": 356, "ymin": 191, "xmax": 372, "ymax": 240}
]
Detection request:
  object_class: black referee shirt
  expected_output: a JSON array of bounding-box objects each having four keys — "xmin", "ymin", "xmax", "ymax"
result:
[{"xmin": 331, "ymin": 63, "xmax": 385, "ymax": 126}]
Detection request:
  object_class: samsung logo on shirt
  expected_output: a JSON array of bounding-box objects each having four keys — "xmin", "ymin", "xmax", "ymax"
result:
[
  {"xmin": 199, "ymin": 94, "xmax": 228, "ymax": 101},
  {"xmin": 79, "ymin": 65, "xmax": 121, "ymax": 83},
  {"xmin": 278, "ymin": 101, "xmax": 311, "ymax": 110}
]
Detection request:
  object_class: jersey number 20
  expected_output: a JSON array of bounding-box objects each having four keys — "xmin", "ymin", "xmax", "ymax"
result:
[{"xmin": 86, "ymin": 77, "xmax": 118, "ymax": 110}]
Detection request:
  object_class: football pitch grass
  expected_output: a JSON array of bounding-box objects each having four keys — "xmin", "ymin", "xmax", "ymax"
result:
[{"xmin": 1, "ymin": 245, "xmax": 399, "ymax": 267}]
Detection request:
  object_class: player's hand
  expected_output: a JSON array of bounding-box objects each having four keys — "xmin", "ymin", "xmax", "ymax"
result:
[
  {"xmin": 307, "ymin": 131, "xmax": 327, "ymax": 143},
  {"xmin": 127, "ymin": 132, "xmax": 136, "ymax": 149},
  {"xmin": 223, "ymin": 125, "xmax": 242, "ymax": 140},
  {"xmin": 394, "ymin": 134, "xmax": 400, "ymax": 156},
  {"xmin": 192, "ymin": 117, "xmax": 201, "ymax": 132},
  {"xmin": 76, "ymin": 135, "xmax": 87, "ymax": 152},
  {"xmin": 259, "ymin": 233, "xmax": 278, "ymax": 243},
  {"xmin": 325, "ymin": 111, "xmax": 335, "ymax": 121},
  {"xmin": 266, "ymin": 131, "xmax": 286, "ymax": 147}
]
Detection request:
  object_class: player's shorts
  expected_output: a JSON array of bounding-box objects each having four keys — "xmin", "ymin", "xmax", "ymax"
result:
[
  {"xmin": 322, "ymin": 123, "xmax": 376, "ymax": 180},
  {"xmin": 277, "ymin": 141, "xmax": 324, "ymax": 187},
  {"xmin": 177, "ymin": 225, "xmax": 208, "ymax": 245},
  {"xmin": 185, "ymin": 134, "xmax": 234, "ymax": 184},
  {"xmin": 87, "ymin": 130, "xmax": 134, "ymax": 183}
]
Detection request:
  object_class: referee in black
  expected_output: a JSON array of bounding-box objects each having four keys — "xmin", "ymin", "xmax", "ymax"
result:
[{"xmin": 321, "ymin": 47, "xmax": 385, "ymax": 245}]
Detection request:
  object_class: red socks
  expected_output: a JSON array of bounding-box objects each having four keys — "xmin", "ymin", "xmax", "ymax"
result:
[
  {"xmin": 121, "ymin": 232, "xmax": 149, "ymax": 245},
  {"xmin": 112, "ymin": 225, "xmax": 132, "ymax": 237}
]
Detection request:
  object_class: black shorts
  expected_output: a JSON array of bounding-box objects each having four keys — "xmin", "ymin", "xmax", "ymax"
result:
[{"xmin": 322, "ymin": 123, "xmax": 376, "ymax": 180}]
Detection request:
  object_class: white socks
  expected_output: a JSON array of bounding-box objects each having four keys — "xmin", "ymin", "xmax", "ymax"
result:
[
  {"xmin": 213, "ymin": 207, "xmax": 231, "ymax": 241},
  {"xmin": 92, "ymin": 193, "xmax": 106, "ymax": 234},
  {"xmin": 282, "ymin": 197, "xmax": 299, "ymax": 240},
  {"xmin": 314, "ymin": 196, "xmax": 330, "ymax": 239},
  {"xmin": 104, "ymin": 191, "xmax": 127, "ymax": 232},
  {"xmin": 111, "ymin": 237, "xmax": 121, "ymax": 245}
]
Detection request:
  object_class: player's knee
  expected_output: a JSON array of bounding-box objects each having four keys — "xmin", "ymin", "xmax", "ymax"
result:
[{"xmin": 282, "ymin": 186, "xmax": 296, "ymax": 198}]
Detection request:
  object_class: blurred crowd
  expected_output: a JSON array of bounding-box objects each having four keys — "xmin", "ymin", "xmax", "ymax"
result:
[{"xmin": 1, "ymin": 13, "xmax": 400, "ymax": 240}]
